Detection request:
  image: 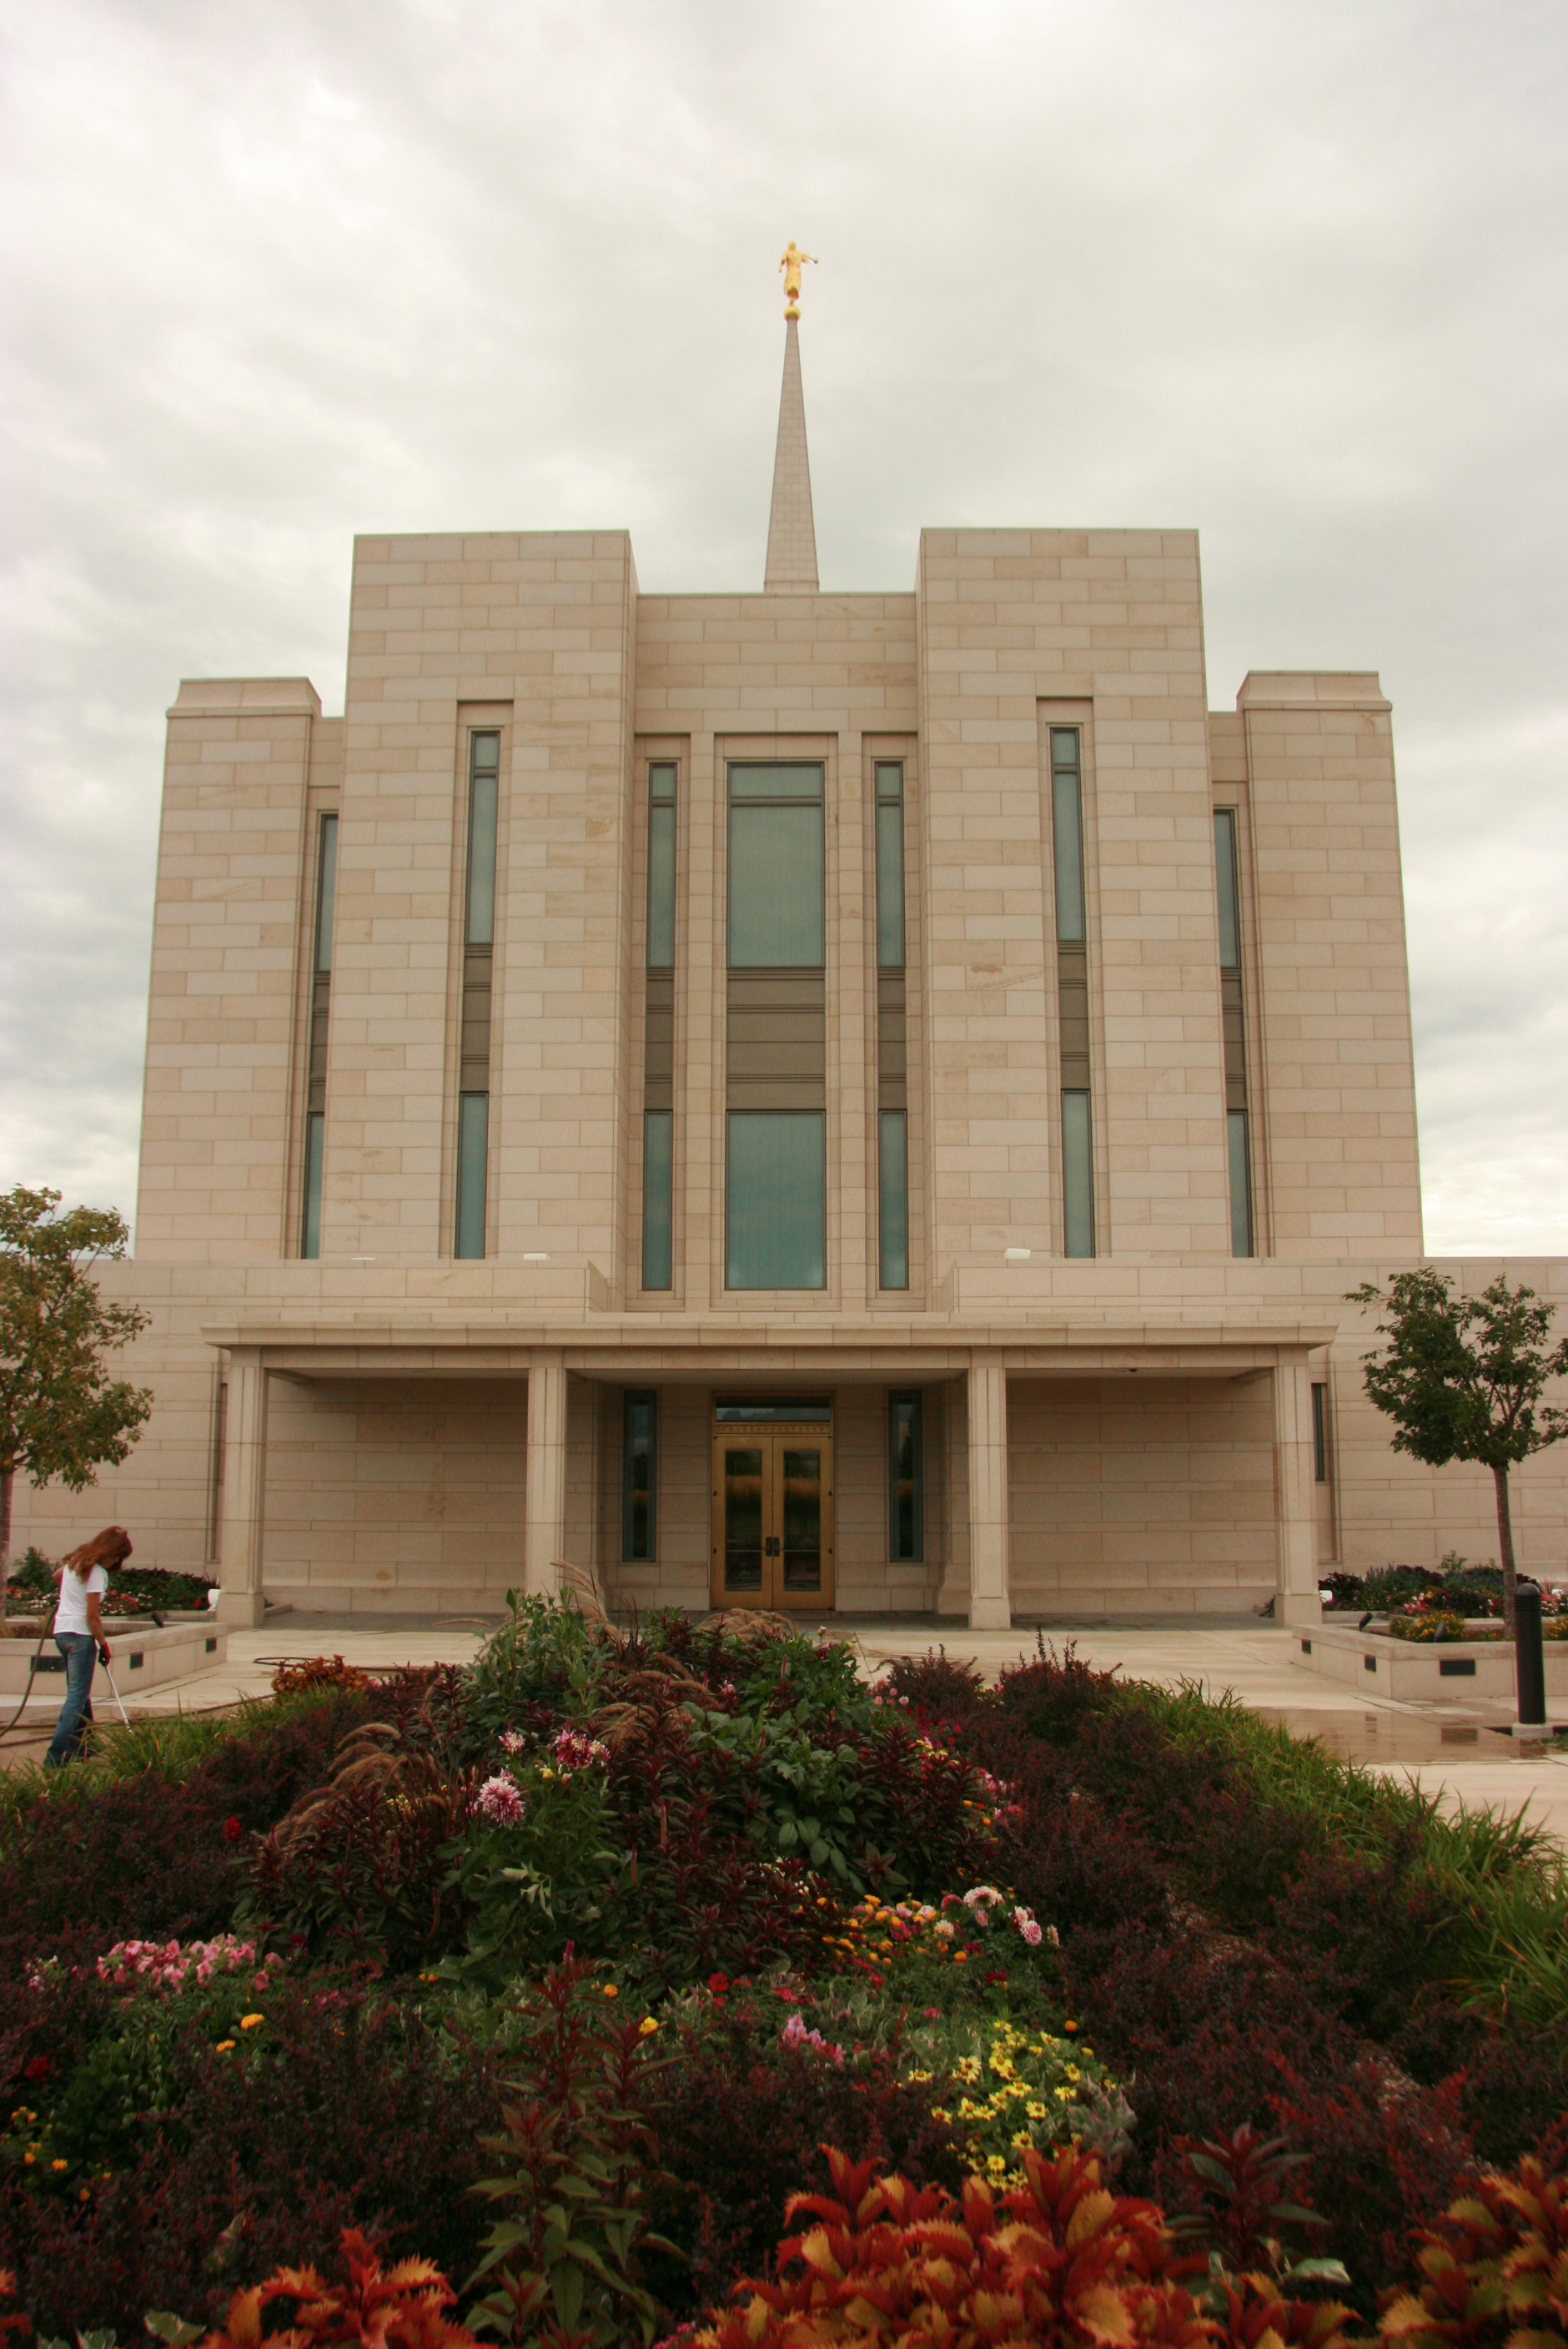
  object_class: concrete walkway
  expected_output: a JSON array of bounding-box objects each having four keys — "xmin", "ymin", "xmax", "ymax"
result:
[{"xmin": 6, "ymin": 1615, "xmax": 1566, "ymax": 1847}]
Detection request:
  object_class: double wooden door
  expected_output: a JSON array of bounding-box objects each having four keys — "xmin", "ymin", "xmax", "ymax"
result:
[{"xmin": 710, "ymin": 1409, "xmax": 835, "ymax": 1612}]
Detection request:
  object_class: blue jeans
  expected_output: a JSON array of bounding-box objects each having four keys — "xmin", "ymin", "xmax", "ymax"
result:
[{"xmin": 44, "ymin": 1633, "xmax": 98, "ymax": 1768}]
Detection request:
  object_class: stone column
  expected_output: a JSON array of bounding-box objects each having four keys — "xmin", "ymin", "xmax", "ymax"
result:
[
  {"xmin": 966, "ymin": 1361, "xmax": 1012, "ymax": 1630},
  {"xmin": 525, "ymin": 1352, "xmax": 568, "ymax": 1596},
  {"xmin": 215, "ymin": 1352, "xmax": 268, "ymax": 1628},
  {"xmin": 1274, "ymin": 1357, "xmax": 1322, "ymax": 1627}
]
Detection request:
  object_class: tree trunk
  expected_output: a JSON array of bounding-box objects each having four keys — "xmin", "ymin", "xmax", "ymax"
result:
[
  {"xmin": 0, "ymin": 1464, "xmax": 11, "ymax": 1594},
  {"xmin": 1494, "ymin": 1461, "xmax": 1518, "ymax": 1640}
]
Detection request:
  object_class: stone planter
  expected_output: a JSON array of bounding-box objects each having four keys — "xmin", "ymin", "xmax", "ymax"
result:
[
  {"xmin": 1291, "ymin": 1621, "xmax": 1567, "ymax": 1706},
  {"xmin": 0, "ymin": 1621, "xmax": 229, "ymax": 1702}
]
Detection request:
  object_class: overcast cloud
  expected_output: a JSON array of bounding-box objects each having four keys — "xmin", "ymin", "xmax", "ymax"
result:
[{"xmin": 1, "ymin": 0, "xmax": 1564, "ymax": 1255}]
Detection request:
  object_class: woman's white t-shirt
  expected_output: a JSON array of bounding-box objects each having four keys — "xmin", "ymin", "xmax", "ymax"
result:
[{"xmin": 53, "ymin": 1566, "xmax": 108, "ymax": 1637}]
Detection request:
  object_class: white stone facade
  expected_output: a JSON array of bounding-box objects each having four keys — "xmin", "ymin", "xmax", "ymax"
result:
[{"xmin": 15, "ymin": 344, "xmax": 1567, "ymax": 1625}]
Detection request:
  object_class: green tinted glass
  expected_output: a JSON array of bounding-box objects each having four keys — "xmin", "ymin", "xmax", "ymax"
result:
[
  {"xmin": 642, "ymin": 1109, "xmax": 672, "ymax": 1290},
  {"xmin": 879, "ymin": 1109, "xmax": 908, "ymax": 1290},
  {"xmin": 314, "ymin": 814, "xmax": 338, "ymax": 975},
  {"xmin": 729, "ymin": 803, "xmax": 824, "ymax": 966},
  {"xmin": 622, "ymin": 1393, "xmax": 656, "ymax": 1561},
  {"xmin": 1214, "ymin": 809, "xmax": 1241, "ymax": 970},
  {"xmin": 647, "ymin": 767, "xmax": 676, "ymax": 969},
  {"xmin": 889, "ymin": 1391, "xmax": 923, "ymax": 1562},
  {"xmin": 455, "ymin": 1092, "xmax": 489, "ymax": 1258},
  {"xmin": 1228, "ymin": 1107, "xmax": 1254, "ymax": 1258},
  {"xmin": 726, "ymin": 1111, "xmax": 826, "ymax": 1289},
  {"xmin": 301, "ymin": 1110, "xmax": 324, "ymax": 1260},
  {"xmin": 1051, "ymin": 731, "xmax": 1085, "ymax": 944},
  {"xmin": 1063, "ymin": 1089, "xmax": 1094, "ymax": 1258}
]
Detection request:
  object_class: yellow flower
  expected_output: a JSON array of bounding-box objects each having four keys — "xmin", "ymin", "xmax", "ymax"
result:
[
  {"xmin": 1027, "ymin": 2100, "xmax": 1048, "ymax": 2120},
  {"xmin": 240, "ymin": 2014, "xmax": 264, "ymax": 2030},
  {"xmin": 985, "ymin": 2154, "xmax": 1007, "ymax": 2172},
  {"xmin": 1064, "ymin": 2065, "xmax": 1080, "ymax": 2082},
  {"xmin": 908, "ymin": 2070, "xmax": 933, "ymax": 2085},
  {"xmin": 215, "ymin": 2040, "xmax": 236, "ymax": 2054},
  {"xmin": 1011, "ymin": 2131, "xmax": 1033, "ymax": 2150},
  {"xmin": 931, "ymin": 2108, "xmax": 952, "ymax": 2124},
  {"xmin": 602, "ymin": 1984, "xmax": 619, "ymax": 1998},
  {"xmin": 639, "ymin": 2016, "xmax": 659, "ymax": 2036}
]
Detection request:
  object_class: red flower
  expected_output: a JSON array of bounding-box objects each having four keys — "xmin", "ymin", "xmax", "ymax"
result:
[
  {"xmin": 222, "ymin": 1816, "xmax": 244, "ymax": 1843},
  {"xmin": 708, "ymin": 1972, "xmax": 730, "ymax": 1994},
  {"xmin": 23, "ymin": 2056, "xmax": 50, "ymax": 2084}
]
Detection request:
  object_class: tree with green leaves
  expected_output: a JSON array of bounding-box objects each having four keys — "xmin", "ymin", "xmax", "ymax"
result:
[
  {"xmin": 1348, "ymin": 1270, "xmax": 1568, "ymax": 1637},
  {"xmin": 0, "ymin": 1186, "xmax": 153, "ymax": 1586}
]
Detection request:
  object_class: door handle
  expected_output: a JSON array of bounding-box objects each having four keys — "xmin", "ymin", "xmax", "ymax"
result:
[{"xmin": 764, "ymin": 1536, "xmax": 781, "ymax": 1557}]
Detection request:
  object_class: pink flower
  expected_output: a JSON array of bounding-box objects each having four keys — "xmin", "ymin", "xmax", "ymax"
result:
[
  {"xmin": 500, "ymin": 1729, "xmax": 530, "ymax": 1753},
  {"xmin": 475, "ymin": 1773, "xmax": 527, "ymax": 1824},
  {"xmin": 781, "ymin": 2014, "xmax": 844, "ymax": 2067},
  {"xmin": 552, "ymin": 1728, "xmax": 609, "ymax": 1775},
  {"xmin": 1011, "ymin": 1904, "xmax": 1043, "ymax": 1948}
]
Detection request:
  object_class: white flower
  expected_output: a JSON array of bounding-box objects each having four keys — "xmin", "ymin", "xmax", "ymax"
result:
[
  {"xmin": 475, "ymin": 1773, "xmax": 526, "ymax": 1824},
  {"xmin": 500, "ymin": 1729, "xmax": 530, "ymax": 1753}
]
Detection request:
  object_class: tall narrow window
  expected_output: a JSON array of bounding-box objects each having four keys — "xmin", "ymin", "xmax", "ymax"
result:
[
  {"xmin": 300, "ymin": 810, "xmax": 338, "ymax": 1258},
  {"xmin": 642, "ymin": 762, "xmax": 676, "ymax": 1290},
  {"xmin": 1050, "ymin": 728, "xmax": 1095, "ymax": 1257},
  {"xmin": 1062, "ymin": 1089, "xmax": 1095, "ymax": 1259},
  {"xmin": 875, "ymin": 761, "xmax": 909, "ymax": 1290},
  {"xmin": 1311, "ymin": 1381, "xmax": 1329, "ymax": 1484},
  {"xmin": 878, "ymin": 1109, "xmax": 908, "ymax": 1291},
  {"xmin": 622, "ymin": 1391, "xmax": 657, "ymax": 1561},
  {"xmin": 455, "ymin": 732, "xmax": 499, "ymax": 1259},
  {"xmin": 875, "ymin": 762, "xmax": 905, "ymax": 968},
  {"xmin": 1214, "ymin": 807, "xmax": 1254, "ymax": 1257},
  {"xmin": 888, "ymin": 1391, "xmax": 923, "ymax": 1562},
  {"xmin": 726, "ymin": 762, "xmax": 827, "ymax": 1290}
]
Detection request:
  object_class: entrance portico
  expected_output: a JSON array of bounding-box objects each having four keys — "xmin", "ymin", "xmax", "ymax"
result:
[{"xmin": 207, "ymin": 1312, "xmax": 1334, "ymax": 1632}]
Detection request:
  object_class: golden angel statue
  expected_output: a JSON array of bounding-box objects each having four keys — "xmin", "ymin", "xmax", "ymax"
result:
[{"xmin": 779, "ymin": 242, "xmax": 817, "ymax": 317}]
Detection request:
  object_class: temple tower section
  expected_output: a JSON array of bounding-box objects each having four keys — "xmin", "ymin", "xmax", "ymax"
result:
[
  {"xmin": 914, "ymin": 528, "xmax": 1230, "ymax": 1280},
  {"xmin": 324, "ymin": 531, "xmax": 640, "ymax": 1269}
]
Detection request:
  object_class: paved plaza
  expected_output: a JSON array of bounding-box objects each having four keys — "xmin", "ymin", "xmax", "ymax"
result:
[{"xmin": 8, "ymin": 1617, "xmax": 1566, "ymax": 1846}]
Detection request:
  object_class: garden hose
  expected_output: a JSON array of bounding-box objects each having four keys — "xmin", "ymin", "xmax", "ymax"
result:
[{"xmin": 0, "ymin": 1617, "xmax": 57, "ymax": 1742}]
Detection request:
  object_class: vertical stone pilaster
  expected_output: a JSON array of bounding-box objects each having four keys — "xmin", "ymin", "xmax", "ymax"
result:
[
  {"xmin": 967, "ymin": 1361, "xmax": 1012, "ymax": 1630},
  {"xmin": 1274, "ymin": 1357, "xmax": 1322, "ymax": 1627},
  {"xmin": 216, "ymin": 1353, "xmax": 269, "ymax": 1627},
  {"xmin": 525, "ymin": 1352, "xmax": 569, "ymax": 1594}
]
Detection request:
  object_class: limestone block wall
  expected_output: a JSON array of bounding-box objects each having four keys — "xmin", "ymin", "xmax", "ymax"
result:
[
  {"xmin": 263, "ymin": 1375, "xmax": 528, "ymax": 1611},
  {"xmin": 324, "ymin": 531, "xmax": 639, "ymax": 1270},
  {"xmin": 1239, "ymin": 674, "xmax": 1422, "ymax": 1257},
  {"xmin": 1006, "ymin": 1373, "xmax": 1278, "ymax": 1617},
  {"xmin": 914, "ymin": 530, "xmax": 1233, "ymax": 1283},
  {"xmin": 137, "ymin": 681, "xmax": 328, "ymax": 1260}
]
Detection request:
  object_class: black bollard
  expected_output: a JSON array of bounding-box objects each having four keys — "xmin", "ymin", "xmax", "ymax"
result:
[{"xmin": 1515, "ymin": 1580, "xmax": 1548, "ymax": 1736}]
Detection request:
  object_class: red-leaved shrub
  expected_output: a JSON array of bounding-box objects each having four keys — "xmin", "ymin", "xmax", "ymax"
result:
[{"xmin": 685, "ymin": 2142, "xmax": 1359, "ymax": 2349}]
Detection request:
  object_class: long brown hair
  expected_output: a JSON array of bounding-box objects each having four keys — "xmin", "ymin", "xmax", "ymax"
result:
[{"xmin": 62, "ymin": 1527, "xmax": 133, "ymax": 1582}]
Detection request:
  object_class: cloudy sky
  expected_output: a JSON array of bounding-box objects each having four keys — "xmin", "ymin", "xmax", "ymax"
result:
[{"xmin": 2, "ymin": 0, "xmax": 1564, "ymax": 1254}]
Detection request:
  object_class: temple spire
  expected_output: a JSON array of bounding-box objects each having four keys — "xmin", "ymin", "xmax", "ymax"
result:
[{"xmin": 764, "ymin": 248, "xmax": 819, "ymax": 592}]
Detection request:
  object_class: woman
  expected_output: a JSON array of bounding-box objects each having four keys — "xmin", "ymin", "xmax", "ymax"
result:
[{"xmin": 44, "ymin": 1527, "xmax": 132, "ymax": 1768}]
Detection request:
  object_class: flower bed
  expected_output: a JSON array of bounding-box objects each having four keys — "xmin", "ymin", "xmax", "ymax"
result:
[{"xmin": 2, "ymin": 1605, "xmax": 1566, "ymax": 2344}]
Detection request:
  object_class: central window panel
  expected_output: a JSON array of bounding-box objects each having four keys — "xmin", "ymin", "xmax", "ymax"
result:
[{"xmin": 725, "ymin": 762, "xmax": 827, "ymax": 1290}]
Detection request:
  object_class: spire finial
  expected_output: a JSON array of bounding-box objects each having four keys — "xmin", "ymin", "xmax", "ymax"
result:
[
  {"xmin": 763, "ymin": 284, "xmax": 819, "ymax": 592},
  {"xmin": 779, "ymin": 240, "xmax": 817, "ymax": 319}
]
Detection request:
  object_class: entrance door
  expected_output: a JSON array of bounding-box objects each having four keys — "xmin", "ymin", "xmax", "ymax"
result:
[{"xmin": 711, "ymin": 1401, "xmax": 834, "ymax": 1611}]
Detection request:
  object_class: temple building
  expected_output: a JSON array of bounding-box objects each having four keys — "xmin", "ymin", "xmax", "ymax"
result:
[{"xmin": 19, "ymin": 271, "xmax": 1567, "ymax": 1625}]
